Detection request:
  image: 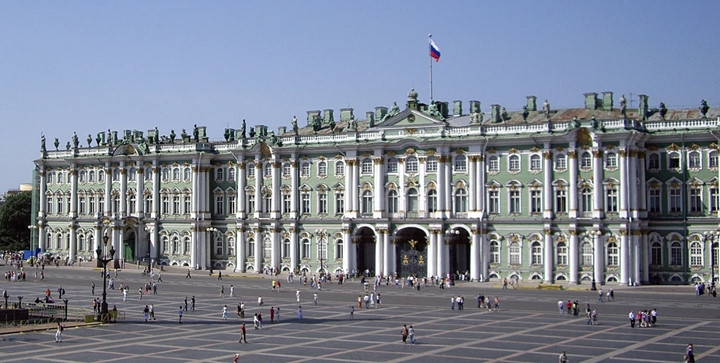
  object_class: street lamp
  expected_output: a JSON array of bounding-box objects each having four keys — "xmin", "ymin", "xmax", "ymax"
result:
[
  {"xmin": 95, "ymin": 234, "xmax": 115, "ymax": 322},
  {"xmin": 591, "ymin": 229, "xmax": 602, "ymax": 291},
  {"xmin": 704, "ymin": 230, "xmax": 720, "ymax": 290},
  {"xmin": 315, "ymin": 229, "xmax": 326, "ymax": 276}
]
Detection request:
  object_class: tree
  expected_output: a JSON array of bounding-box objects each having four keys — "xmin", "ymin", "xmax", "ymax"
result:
[{"xmin": 0, "ymin": 191, "xmax": 32, "ymax": 251}]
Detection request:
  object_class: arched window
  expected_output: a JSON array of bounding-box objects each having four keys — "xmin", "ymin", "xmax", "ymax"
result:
[
  {"xmin": 487, "ymin": 155, "xmax": 499, "ymax": 172},
  {"xmin": 361, "ymin": 190, "xmax": 373, "ymax": 214},
  {"xmin": 668, "ymin": 152, "xmax": 681, "ymax": 169},
  {"xmin": 530, "ymin": 154, "xmax": 541, "ymax": 171},
  {"xmin": 490, "ymin": 241, "xmax": 500, "ymax": 264},
  {"xmin": 580, "ymin": 187, "xmax": 593, "ymax": 213},
  {"xmin": 407, "ymin": 188, "xmax": 418, "ymax": 212},
  {"xmin": 247, "ymin": 238, "xmax": 255, "ymax": 257},
  {"xmin": 508, "ymin": 155, "xmax": 520, "ymax": 172},
  {"xmin": 386, "ymin": 158, "xmax": 398, "ymax": 173},
  {"xmin": 282, "ymin": 239, "xmax": 291, "ymax": 258},
  {"xmin": 648, "ymin": 153, "xmax": 660, "ymax": 169},
  {"xmin": 531, "ymin": 241, "xmax": 542, "ymax": 264},
  {"xmin": 335, "ymin": 161, "xmax": 345, "ymax": 176},
  {"xmin": 361, "ymin": 158, "xmax": 373, "ymax": 174},
  {"xmin": 301, "ymin": 238, "xmax": 310, "ymax": 259},
  {"xmin": 264, "ymin": 163, "xmax": 273, "ymax": 177},
  {"xmin": 263, "ymin": 236, "xmax": 272, "ymax": 261},
  {"xmin": 427, "ymin": 189, "xmax": 438, "ymax": 213},
  {"xmin": 670, "ymin": 241, "xmax": 682, "ymax": 265},
  {"xmin": 282, "ymin": 162, "xmax": 291, "ymax": 177},
  {"xmin": 688, "ymin": 151, "xmax": 701, "ymax": 168},
  {"xmin": 509, "ymin": 241, "xmax": 521, "ymax": 264},
  {"xmin": 650, "ymin": 241, "xmax": 662, "ymax": 265},
  {"xmin": 690, "ymin": 241, "xmax": 703, "ymax": 266},
  {"xmin": 335, "ymin": 238, "xmax": 343, "ymax": 259},
  {"xmin": 405, "ymin": 156, "xmax": 418, "ymax": 173},
  {"xmin": 387, "ymin": 190, "xmax": 398, "ymax": 213},
  {"xmin": 580, "ymin": 152, "xmax": 592, "ymax": 169},
  {"xmin": 300, "ymin": 162, "xmax": 310, "ymax": 177},
  {"xmin": 454, "ymin": 188, "xmax": 467, "ymax": 213},
  {"xmin": 710, "ymin": 150, "xmax": 719, "ymax": 168},
  {"xmin": 607, "ymin": 242, "xmax": 619, "ymax": 266},
  {"xmin": 317, "ymin": 161, "xmax": 327, "ymax": 176},
  {"xmin": 184, "ymin": 236, "xmax": 191, "ymax": 254},
  {"xmin": 246, "ymin": 163, "xmax": 255, "ymax": 178},
  {"xmin": 227, "ymin": 237, "xmax": 235, "ymax": 256}
]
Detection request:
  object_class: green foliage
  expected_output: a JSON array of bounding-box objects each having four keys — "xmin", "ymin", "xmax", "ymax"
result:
[{"xmin": 0, "ymin": 191, "xmax": 32, "ymax": 251}]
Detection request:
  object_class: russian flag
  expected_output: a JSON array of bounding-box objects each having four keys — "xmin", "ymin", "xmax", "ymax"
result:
[{"xmin": 429, "ymin": 38, "xmax": 441, "ymax": 62}]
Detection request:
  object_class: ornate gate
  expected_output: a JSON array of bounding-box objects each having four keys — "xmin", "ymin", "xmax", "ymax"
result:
[{"xmin": 399, "ymin": 239, "xmax": 426, "ymax": 278}]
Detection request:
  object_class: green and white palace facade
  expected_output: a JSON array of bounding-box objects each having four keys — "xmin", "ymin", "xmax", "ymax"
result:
[{"xmin": 32, "ymin": 90, "xmax": 720, "ymax": 286}]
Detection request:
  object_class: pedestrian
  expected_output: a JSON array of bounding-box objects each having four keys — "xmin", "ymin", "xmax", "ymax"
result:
[
  {"xmin": 138, "ymin": 288, "xmax": 143, "ymax": 300},
  {"xmin": 401, "ymin": 324, "xmax": 408, "ymax": 344},
  {"xmin": 258, "ymin": 296, "xmax": 263, "ymax": 306},
  {"xmin": 297, "ymin": 306, "xmax": 303, "ymax": 320},
  {"xmin": 220, "ymin": 285, "xmax": 224, "ymax": 297},
  {"xmin": 178, "ymin": 306, "xmax": 183, "ymax": 323},
  {"xmin": 685, "ymin": 343, "xmax": 695, "ymax": 363},
  {"xmin": 230, "ymin": 285, "xmax": 235, "ymax": 297},
  {"xmin": 191, "ymin": 296, "xmax": 195, "ymax": 311},
  {"xmin": 58, "ymin": 285, "xmax": 64, "ymax": 299},
  {"xmin": 237, "ymin": 302, "xmax": 242, "ymax": 318},
  {"xmin": 350, "ymin": 306, "xmax": 354, "ymax": 319},
  {"xmin": 276, "ymin": 307, "xmax": 280, "ymax": 322},
  {"xmin": 257, "ymin": 312, "xmax": 263, "ymax": 329},
  {"xmin": 558, "ymin": 300, "xmax": 564, "ymax": 314},
  {"xmin": 234, "ymin": 353, "xmax": 240, "ymax": 362},
  {"xmin": 296, "ymin": 289, "xmax": 300, "ymax": 302},
  {"xmin": 408, "ymin": 325, "xmax": 415, "ymax": 345},
  {"xmin": 313, "ymin": 292, "xmax": 318, "ymax": 305},
  {"xmin": 358, "ymin": 295, "xmax": 362, "ymax": 309},
  {"xmin": 592, "ymin": 309, "xmax": 598, "ymax": 325},
  {"xmin": 628, "ymin": 310, "xmax": 636, "ymax": 328},
  {"xmin": 186, "ymin": 269, "xmax": 191, "ymax": 278},
  {"xmin": 157, "ymin": 272, "xmax": 163, "ymax": 282},
  {"xmin": 222, "ymin": 304, "xmax": 228, "ymax": 320},
  {"xmin": 598, "ymin": 289, "xmax": 603, "ymax": 302},
  {"xmin": 149, "ymin": 304, "xmax": 155, "ymax": 320},
  {"xmin": 54, "ymin": 321, "xmax": 64, "ymax": 343},
  {"xmin": 270, "ymin": 306, "xmax": 275, "ymax": 323},
  {"xmin": 451, "ymin": 296, "xmax": 456, "ymax": 310},
  {"xmin": 559, "ymin": 351, "xmax": 568, "ymax": 363},
  {"xmin": 253, "ymin": 313, "xmax": 260, "ymax": 329},
  {"xmin": 122, "ymin": 288, "xmax": 128, "ymax": 302},
  {"xmin": 143, "ymin": 305, "xmax": 150, "ymax": 322},
  {"xmin": 184, "ymin": 296, "xmax": 188, "ymax": 311},
  {"xmin": 91, "ymin": 281, "xmax": 95, "ymax": 295},
  {"xmin": 238, "ymin": 323, "xmax": 247, "ymax": 343},
  {"xmin": 218, "ymin": 271, "xmax": 222, "ymax": 280}
]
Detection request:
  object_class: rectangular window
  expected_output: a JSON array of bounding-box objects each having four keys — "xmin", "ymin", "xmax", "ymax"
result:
[
  {"xmin": 283, "ymin": 194, "xmax": 291, "ymax": 214},
  {"xmin": 426, "ymin": 158, "xmax": 437, "ymax": 172},
  {"xmin": 555, "ymin": 189, "xmax": 567, "ymax": 213},
  {"xmin": 215, "ymin": 195, "xmax": 224, "ymax": 215},
  {"xmin": 488, "ymin": 190, "xmax": 499, "ymax": 214},
  {"xmin": 669, "ymin": 188, "xmax": 682, "ymax": 213},
  {"xmin": 649, "ymin": 188, "xmax": 661, "ymax": 213},
  {"xmin": 335, "ymin": 192, "xmax": 344, "ymax": 214},
  {"xmin": 509, "ymin": 190, "xmax": 520, "ymax": 214},
  {"xmin": 228, "ymin": 195, "xmax": 236, "ymax": 214},
  {"xmin": 183, "ymin": 195, "xmax": 191, "ymax": 215},
  {"xmin": 301, "ymin": 193, "xmax": 310, "ymax": 214},
  {"xmin": 247, "ymin": 194, "xmax": 255, "ymax": 214},
  {"xmin": 161, "ymin": 195, "xmax": 169, "ymax": 215},
  {"xmin": 606, "ymin": 189, "xmax": 618, "ymax": 212},
  {"xmin": 172, "ymin": 195, "xmax": 180, "ymax": 214},
  {"xmin": 318, "ymin": 193, "xmax": 328, "ymax": 214},
  {"xmin": 710, "ymin": 187, "xmax": 719, "ymax": 213},
  {"xmin": 689, "ymin": 187, "xmax": 702, "ymax": 213},
  {"xmin": 530, "ymin": 190, "xmax": 542, "ymax": 213}
]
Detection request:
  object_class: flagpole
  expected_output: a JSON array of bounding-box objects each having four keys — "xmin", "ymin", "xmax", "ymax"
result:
[{"xmin": 429, "ymin": 34, "xmax": 434, "ymax": 104}]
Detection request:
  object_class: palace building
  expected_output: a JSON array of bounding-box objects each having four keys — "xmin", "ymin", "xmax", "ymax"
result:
[{"xmin": 32, "ymin": 90, "xmax": 720, "ymax": 286}]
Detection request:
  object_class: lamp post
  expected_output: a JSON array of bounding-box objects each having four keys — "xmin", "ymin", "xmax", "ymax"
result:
[
  {"xmin": 95, "ymin": 234, "xmax": 115, "ymax": 322},
  {"xmin": 315, "ymin": 229, "xmax": 326, "ymax": 276},
  {"xmin": 704, "ymin": 230, "xmax": 720, "ymax": 290},
  {"xmin": 591, "ymin": 229, "xmax": 601, "ymax": 291}
]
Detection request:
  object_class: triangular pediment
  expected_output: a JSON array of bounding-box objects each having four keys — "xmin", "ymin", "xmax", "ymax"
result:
[{"xmin": 374, "ymin": 109, "xmax": 445, "ymax": 129}]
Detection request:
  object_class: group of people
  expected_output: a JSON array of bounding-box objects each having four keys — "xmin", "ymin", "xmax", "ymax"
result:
[
  {"xmin": 557, "ymin": 299, "xmax": 582, "ymax": 316},
  {"xmin": 628, "ymin": 308, "xmax": 658, "ymax": 328},
  {"xmin": 694, "ymin": 282, "xmax": 716, "ymax": 297},
  {"xmin": 476, "ymin": 293, "xmax": 500, "ymax": 311}
]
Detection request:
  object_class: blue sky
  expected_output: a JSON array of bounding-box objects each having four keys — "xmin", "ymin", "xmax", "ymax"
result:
[{"xmin": 1, "ymin": 1, "xmax": 718, "ymax": 191}]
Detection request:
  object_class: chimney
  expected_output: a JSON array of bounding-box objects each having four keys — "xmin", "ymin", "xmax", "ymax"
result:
[
  {"xmin": 491, "ymin": 104, "xmax": 502, "ymax": 123},
  {"xmin": 436, "ymin": 101, "xmax": 449, "ymax": 119},
  {"xmin": 602, "ymin": 92, "xmax": 614, "ymax": 111},
  {"xmin": 638, "ymin": 94, "xmax": 649, "ymax": 120},
  {"xmin": 366, "ymin": 111, "xmax": 375, "ymax": 127},
  {"xmin": 306, "ymin": 110, "xmax": 321, "ymax": 126},
  {"xmin": 453, "ymin": 100, "xmax": 462, "ymax": 116},
  {"xmin": 340, "ymin": 108, "xmax": 354, "ymax": 122},
  {"xmin": 526, "ymin": 96, "xmax": 537, "ymax": 111},
  {"xmin": 375, "ymin": 106, "xmax": 388, "ymax": 121},
  {"xmin": 469, "ymin": 100, "xmax": 481, "ymax": 114},
  {"xmin": 323, "ymin": 109, "xmax": 334, "ymax": 124},
  {"xmin": 278, "ymin": 126, "xmax": 287, "ymax": 135},
  {"xmin": 584, "ymin": 92, "xmax": 599, "ymax": 110}
]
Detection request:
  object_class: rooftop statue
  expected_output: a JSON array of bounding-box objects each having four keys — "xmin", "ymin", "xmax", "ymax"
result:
[
  {"xmin": 620, "ymin": 94, "xmax": 627, "ymax": 117},
  {"xmin": 291, "ymin": 116, "xmax": 298, "ymax": 135},
  {"xmin": 54, "ymin": 138, "xmax": 59, "ymax": 150},
  {"xmin": 700, "ymin": 99, "xmax": 710, "ymax": 118},
  {"xmin": 382, "ymin": 102, "xmax": 401, "ymax": 122},
  {"xmin": 543, "ymin": 99, "xmax": 550, "ymax": 120},
  {"xmin": 170, "ymin": 130, "xmax": 176, "ymax": 143},
  {"xmin": 659, "ymin": 102, "xmax": 668, "ymax": 120},
  {"xmin": 72, "ymin": 132, "xmax": 79, "ymax": 149},
  {"xmin": 522, "ymin": 106, "xmax": 529, "ymax": 122},
  {"xmin": 41, "ymin": 134, "xmax": 46, "ymax": 153},
  {"xmin": 424, "ymin": 102, "xmax": 443, "ymax": 120},
  {"xmin": 240, "ymin": 119, "xmax": 246, "ymax": 139},
  {"xmin": 193, "ymin": 124, "xmax": 199, "ymax": 142}
]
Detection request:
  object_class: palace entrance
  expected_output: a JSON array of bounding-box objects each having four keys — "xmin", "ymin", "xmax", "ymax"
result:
[
  {"xmin": 354, "ymin": 227, "xmax": 376, "ymax": 276},
  {"xmin": 394, "ymin": 227, "xmax": 428, "ymax": 278}
]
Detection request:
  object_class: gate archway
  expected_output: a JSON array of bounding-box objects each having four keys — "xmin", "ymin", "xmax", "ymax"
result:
[
  {"xmin": 353, "ymin": 227, "xmax": 376, "ymax": 276},
  {"xmin": 394, "ymin": 227, "xmax": 428, "ymax": 278}
]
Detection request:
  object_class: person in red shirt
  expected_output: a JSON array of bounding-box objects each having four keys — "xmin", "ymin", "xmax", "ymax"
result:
[{"xmin": 238, "ymin": 323, "xmax": 247, "ymax": 343}]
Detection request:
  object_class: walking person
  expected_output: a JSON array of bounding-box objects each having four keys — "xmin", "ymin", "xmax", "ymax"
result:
[
  {"xmin": 143, "ymin": 305, "xmax": 150, "ymax": 322},
  {"xmin": 297, "ymin": 306, "xmax": 303, "ymax": 321},
  {"xmin": 275, "ymin": 307, "xmax": 280, "ymax": 322},
  {"xmin": 238, "ymin": 322, "xmax": 247, "ymax": 343},
  {"xmin": 149, "ymin": 304, "xmax": 155, "ymax": 320},
  {"xmin": 178, "ymin": 306, "xmax": 183, "ymax": 323},
  {"xmin": 313, "ymin": 292, "xmax": 318, "ymax": 305},
  {"xmin": 184, "ymin": 297, "xmax": 188, "ymax": 311},
  {"xmin": 350, "ymin": 306, "xmax": 354, "ymax": 319},
  {"xmin": 628, "ymin": 310, "xmax": 636, "ymax": 328},
  {"xmin": 222, "ymin": 304, "xmax": 228, "ymax": 320},
  {"xmin": 186, "ymin": 269, "xmax": 191, "ymax": 278},
  {"xmin": 685, "ymin": 343, "xmax": 695, "ymax": 363},
  {"xmin": 91, "ymin": 281, "xmax": 95, "ymax": 295},
  {"xmin": 559, "ymin": 351, "xmax": 568, "ymax": 363},
  {"xmin": 270, "ymin": 306, "xmax": 275, "ymax": 323},
  {"xmin": 220, "ymin": 285, "xmax": 224, "ymax": 297},
  {"xmin": 408, "ymin": 325, "xmax": 415, "ymax": 345},
  {"xmin": 401, "ymin": 324, "xmax": 408, "ymax": 344},
  {"xmin": 230, "ymin": 285, "xmax": 235, "ymax": 297},
  {"xmin": 296, "ymin": 289, "xmax": 300, "ymax": 303},
  {"xmin": 191, "ymin": 296, "xmax": 196, "ymax": 311},
  {"xmin": 218, "ymin": 271, "xmax": 222, "ymax": 280},
  {"xmin": 54, "ymin": 321, "xmax": 65, "ymax": 343}
]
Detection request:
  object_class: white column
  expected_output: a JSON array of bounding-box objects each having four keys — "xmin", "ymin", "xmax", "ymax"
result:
[
  {"xmin": 270, "ymin": 226, "xmax": 279, "ymax": 271},
  {"xmin": 70, "ymin": 166, "xmax": 78, "ymax": 219},
  {"xmin": 620, "ymin": 149, "xmax": 629, "ymax": 218},
  {"xmin": 427, "ymin": 231, "xmax": 437, "ymax": 278},
  {"xmin": 438, "ymin": 233, "xmax": 449, "ymax": 277},
  {"xmin": 342, "ymin": 227, "xmax": 351, "ymax": 275},
  {"xmin": 629, "ymin": 150, "xmax": 639, "ymax": 218},
  {"xmin": 237, "ymin": 227, "xmax": 246, "ymax": 272},
  {"xmin": 437, "ymin": 155, "xmax": 447, "ymax": 218},
  {"xmin": 254, "ymin": 162, "xmax": 262, "ymax": 218},
  {"xmin": 641, "ymin": 232, "xmax": 649, "ymax": 284},
  {"xmin": 481, "ymin": 231, "xmax": 489, "ymax": 282},
  {"xmin": 136, "ymin": 166, "xmax": 145, "ymax": 216},
  {"xmin": 104, "ymin": 164, "xmax": 112, "ymax": 216},
  {"xmin": 632, "ymin": 233, "xmax": 641, "ymax": 285},
  {"xmin": 238, "ymin": 161, "xmax": 247, "ymax": 219},
  {"xmin": 593, "ymin": 150, "xmax": 604, "ymax": 219},
  {"xmin": 373, "ymin": 157, "xmax": 384, "ymax": 218},
  {"xmin": 151, "ymin": 163, "xmax": 160, "ymax": 219},
  {"xmin": 191, "ymin": 228, "xmax": 198, "ymax": 269},
  {"xmin": 620, "ymin": 229, "xmax": 630, "ymax": 285},
  {"xmin": 382, "ymin": 229, "xmax": 391, "ymax": 277},
  {"xmin": 397, "ymin": 160, "xmax": 406, "ymax": 216},
  {"xmin": 290, "ymin": 159, "xmax": 299, "ymax": 218},
  {"xmin": 594, "ymin": 233, "xmax": 603, "ymax": 287},
  {"xmin": 374, "ymin": 230, "xmax": 383, "ymax": 277},
  {"xmin": 39, "ymin": 167, "xmax": 47, "ymax": 218},
  {"xmin": 569, "ymin": 231, "xmax": 579, "ymax": 284},
  {"xmin": 120, "ymin": 163, "xmax": 127, "ymax": 217},
  {"xmin": 568, "ymin": 147, "xmax": 578, "ymax": 219},
  {"xmin": 290, "ymin": 227, "xmax": 298, "ymax": 273},
  {"xmin": 543, "ymin": 150, "xmax": 554, "ymax": 218},
  {"xmin": 468, "ymin": 155, "xmax": 477, "ymax": 212},
  {"xmin": 478, "ymin": 155, "xmax": 486, "ymax": 212},
  {"xmin": 638, "ymin": 152, "xmax": 647, "ymax": 214},
  {"xmin": 69, "ymin": 226, "xmax": 77, "ymax": 262},
  {"xmin": 254, "ymin": 227, "xmax": 263, "ymax": 273},
  {"xmin": 419, "ymin": 157, "xmax": 427, "ymax": 217},
  {"xmin": 271, "ymin": 160, "xmax": 281, "ymax": 218},
  {"xmin": 544, "ymin": 228, "xmax": 553, "ymax": 283},
  {"xmin": 470, "ymin": 229, "xmax": 480, "ymax": 281}
]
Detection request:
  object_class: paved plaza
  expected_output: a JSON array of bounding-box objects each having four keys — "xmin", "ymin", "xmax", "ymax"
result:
[{"xmin": 2, "ymin": 264, "xmax": 720, "ymax": 362}]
